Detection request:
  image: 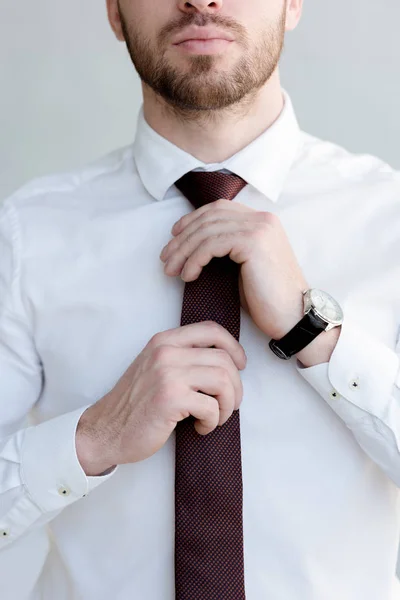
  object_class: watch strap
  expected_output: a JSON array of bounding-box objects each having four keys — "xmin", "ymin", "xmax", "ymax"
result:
[{"xmin": 269, "ymin": 309, "xmax": 328, "ymax": 360}]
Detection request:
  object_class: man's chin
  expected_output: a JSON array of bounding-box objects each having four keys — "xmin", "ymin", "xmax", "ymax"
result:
[
  {"xmin": 143, "ymin": 61, "xmax": 252, "ymax": 111},
  {"xmin": 159, "ymin": 89, "xmax": 244, "ymax": 112}
]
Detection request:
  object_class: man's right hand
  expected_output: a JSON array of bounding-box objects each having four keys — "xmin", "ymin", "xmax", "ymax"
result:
[{"xmin": 75, "ymin": 321, "xmax": 247, "ymax": 476}]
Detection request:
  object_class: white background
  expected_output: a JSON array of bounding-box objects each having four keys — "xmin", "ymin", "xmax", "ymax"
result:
[{"xmin": 0, "ymin": 0, "xmax": 399, "ymax": 578}]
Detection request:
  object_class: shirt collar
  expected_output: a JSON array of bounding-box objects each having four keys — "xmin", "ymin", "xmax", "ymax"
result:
[{"xmin": 133, "ymin": 90, "xmax": 301, "ymax": 203}]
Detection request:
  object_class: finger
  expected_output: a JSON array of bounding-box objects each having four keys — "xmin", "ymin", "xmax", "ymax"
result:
[
  {"xmin": 181, "ymin": 233, "xmax": 242, "ymax": 282},
  {"xmin": 166, "ymin": 346, "xmax": 240, "ymax": 369},
  {"xmin": 172, "ymin": 200, "xmax": 251, "ymax": 236},
  {"xmin": 174, "ymin": 350, "xmax": 243, "ymax": 411},
  {"xmin": 184, "ymin": 391, "xmax": 220, "ymax": 435},
  {"xmin": 172, "ymin": 208, "xmax": 256, "ymax": 246},
  {"xmin": 163, "ymin": 210, "xmax": 255, "ymax": 262},
  {"xmin": 164, "ymin": 221, "xmax": 252, "ymax": 276},
  {"xmin": 184, "ymin": 364, "xmax": 237, "ymax": 426},
  {"xmin": 151, "ymin": 321, "xmax": 247, "ymax": 370}
]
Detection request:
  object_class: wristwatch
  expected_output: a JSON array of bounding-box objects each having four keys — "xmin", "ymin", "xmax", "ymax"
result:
[{"xmin": 269, "ymin": 288, "xmax": 344, "ymax": 360}]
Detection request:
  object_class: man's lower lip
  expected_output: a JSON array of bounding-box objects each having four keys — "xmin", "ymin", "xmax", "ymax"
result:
[{"xmin": 173, "ymin": 39, "xmax": 233, "ymax": 54}]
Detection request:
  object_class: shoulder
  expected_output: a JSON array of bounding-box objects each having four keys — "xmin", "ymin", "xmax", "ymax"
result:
[
  {"xmin": 0, "ymin": 144, "xmax": 142, "ymax": 265},
  {"xmin": 296, "ymin": 131, "xmax": 400, "ymax": 192},
  {"xmin": 2, "ymin": 144, "xmax": 137, "ymax": 213}
]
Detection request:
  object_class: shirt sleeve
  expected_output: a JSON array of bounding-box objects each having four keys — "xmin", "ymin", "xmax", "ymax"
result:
[
  {"xmin": 295, "ymin": 314, "xmax": 400, "ymax": 487},
  {"xmin": 0, "ymin": 199, "xmax": 115, "ymax": 552}
]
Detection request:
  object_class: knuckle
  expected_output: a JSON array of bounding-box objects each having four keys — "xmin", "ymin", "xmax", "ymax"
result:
[
  {"xmin": 213, "ymin": 232, "xmax": 224, "ymax": 242},
  {"xmin": 205, "ymin": 320, "xmax": 223, "ymax": 334},
  {"xmin": 215, "ymin": 365, "xmax": 231, "ymax": 385},
  {"xmin": 260, "ymin": 212, "xmax": 280, "ymax": 229},
  {"xmin": 152, "ymin": 345, "xmax": 174, "ymax": 365},
  {"xmin": 215, "ymin": 198, "xmax": 228, "ymax": 207},
  {"xmin": 252, "ymin": 222, "xmax": 269, "ymax": 238},
  {"xmin": 214, "ymin": 348, "xmax": 233, "ymax": 367},
  {"xmin": 213, "ymin": 347, "xmax": 230, "ymax": 360},
  {"xmin": 158, "ymin": 365, "xmax": 173, "ymax": 380},
  {"xmin": 202, "ymin": 396, "xmax": 219, "ymax": 421},
  {"xmin": 198, "ymin": 221, "xmax": 209, "ymax": 232},
  {"xmin": 149, "ymin": 331, "xmax": 167, "ymax": 347},
  {"xmin": 268, "ymin": 211, "xmax": 280, "ymax": 224},
  {"xmin": 203, "ymin": 394, "xmax": 216, "ymax": 413},
  {"xmin": 183, "ymin": 231, "xmax": 195, "ymax": 246},
  {"xmin": 256, "ymin": 211, "xmax": 273, "ymax": 223}
]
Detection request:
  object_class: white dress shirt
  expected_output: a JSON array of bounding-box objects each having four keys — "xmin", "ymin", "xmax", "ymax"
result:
[{"xmin": 1, "ymin": 91, "xmax": 400, "ymax": 600}]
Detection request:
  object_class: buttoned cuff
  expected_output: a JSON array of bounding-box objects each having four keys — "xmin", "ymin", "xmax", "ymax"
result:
[
  {"xmin": 296, "ymin": 317, "xmax": 400, "ymax": 420},
  {"xmin": 21, "ymin": 407, "xmax": 116, "ymax": 513}
]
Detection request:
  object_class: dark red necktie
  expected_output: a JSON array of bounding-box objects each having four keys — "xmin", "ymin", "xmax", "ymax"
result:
[{"xmin": 174, "ymin": 171, "xmax": 248, "ymax": 600}]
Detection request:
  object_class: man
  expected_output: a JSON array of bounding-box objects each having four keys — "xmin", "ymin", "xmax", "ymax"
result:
[{"xmin": 1, "ymin": 0, "xmax": 400, "ymax": 598}]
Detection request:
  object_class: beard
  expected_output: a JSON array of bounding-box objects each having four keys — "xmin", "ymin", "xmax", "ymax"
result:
[{"xmin": 118, "ymin": 6, "xmax": 286, "ymax": 114}]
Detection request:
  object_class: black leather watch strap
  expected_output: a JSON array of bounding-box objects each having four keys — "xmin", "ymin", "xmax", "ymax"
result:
[{"xmin": 269, "ymin": 309, "xmax": 328, "ymax": 360}]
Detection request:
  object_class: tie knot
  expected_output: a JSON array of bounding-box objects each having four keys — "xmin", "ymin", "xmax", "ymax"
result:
[{"xmin": 175, "ymin": 171, "xmax": 247, "ymax": 209}]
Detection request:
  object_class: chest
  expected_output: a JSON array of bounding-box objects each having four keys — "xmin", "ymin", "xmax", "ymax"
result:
[{"xmin": 27, "ymin": 189, "xmax": 400, "ymax": 416}]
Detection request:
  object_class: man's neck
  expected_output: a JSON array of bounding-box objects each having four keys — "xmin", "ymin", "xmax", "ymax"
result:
[{"xmin": 141, "ymin": 71, "xmax": 284, "ymax": 165}]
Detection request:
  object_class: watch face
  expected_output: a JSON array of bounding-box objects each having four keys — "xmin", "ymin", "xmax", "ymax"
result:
[{"xmin": 308, "ymin": 289, "xmax": 344, "ymax": 325}]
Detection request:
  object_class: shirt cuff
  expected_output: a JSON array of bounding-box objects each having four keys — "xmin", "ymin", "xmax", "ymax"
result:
[
  {"xmin": 21, "ymin": 406, "xmax": 116, "ymax": 513},
  {"xmin": 295, "ymin": 316, "xmax": 400, "ymax": 420}
]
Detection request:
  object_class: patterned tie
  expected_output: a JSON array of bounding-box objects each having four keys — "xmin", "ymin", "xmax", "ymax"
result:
[{"xmin": 174, "ymin": 171, "xmax": 248, "ymax": 600}]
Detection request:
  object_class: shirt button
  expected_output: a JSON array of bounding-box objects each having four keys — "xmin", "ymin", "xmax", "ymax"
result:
[
  {"xmin": 330, "ymin": 389, "xmax": 340, "ymax": 400},
  {"xmin": 349, "ymin": 377, "xmax": 360, "ymax": 390},
  {"xmin": 58, "ymin": 486, "xmax": 71, "ymax": 497},
  {"xmin": 1, "ymin": 529, "xmax": 10, "ymax": 538}
]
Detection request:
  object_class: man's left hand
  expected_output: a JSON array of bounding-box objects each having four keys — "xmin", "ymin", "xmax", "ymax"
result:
[{"xmin": 160, "ymin": 199, "xmax": 309, "ymax": 341}]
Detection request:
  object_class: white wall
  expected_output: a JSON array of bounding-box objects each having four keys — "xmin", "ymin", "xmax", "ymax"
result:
[
  {"xmin": 281, "ymin": 0, "xmax": 400, "ymax": 170},
  {"xmin": 0, "ymin": 1, "xmax": 141, "ymax": 200}
]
